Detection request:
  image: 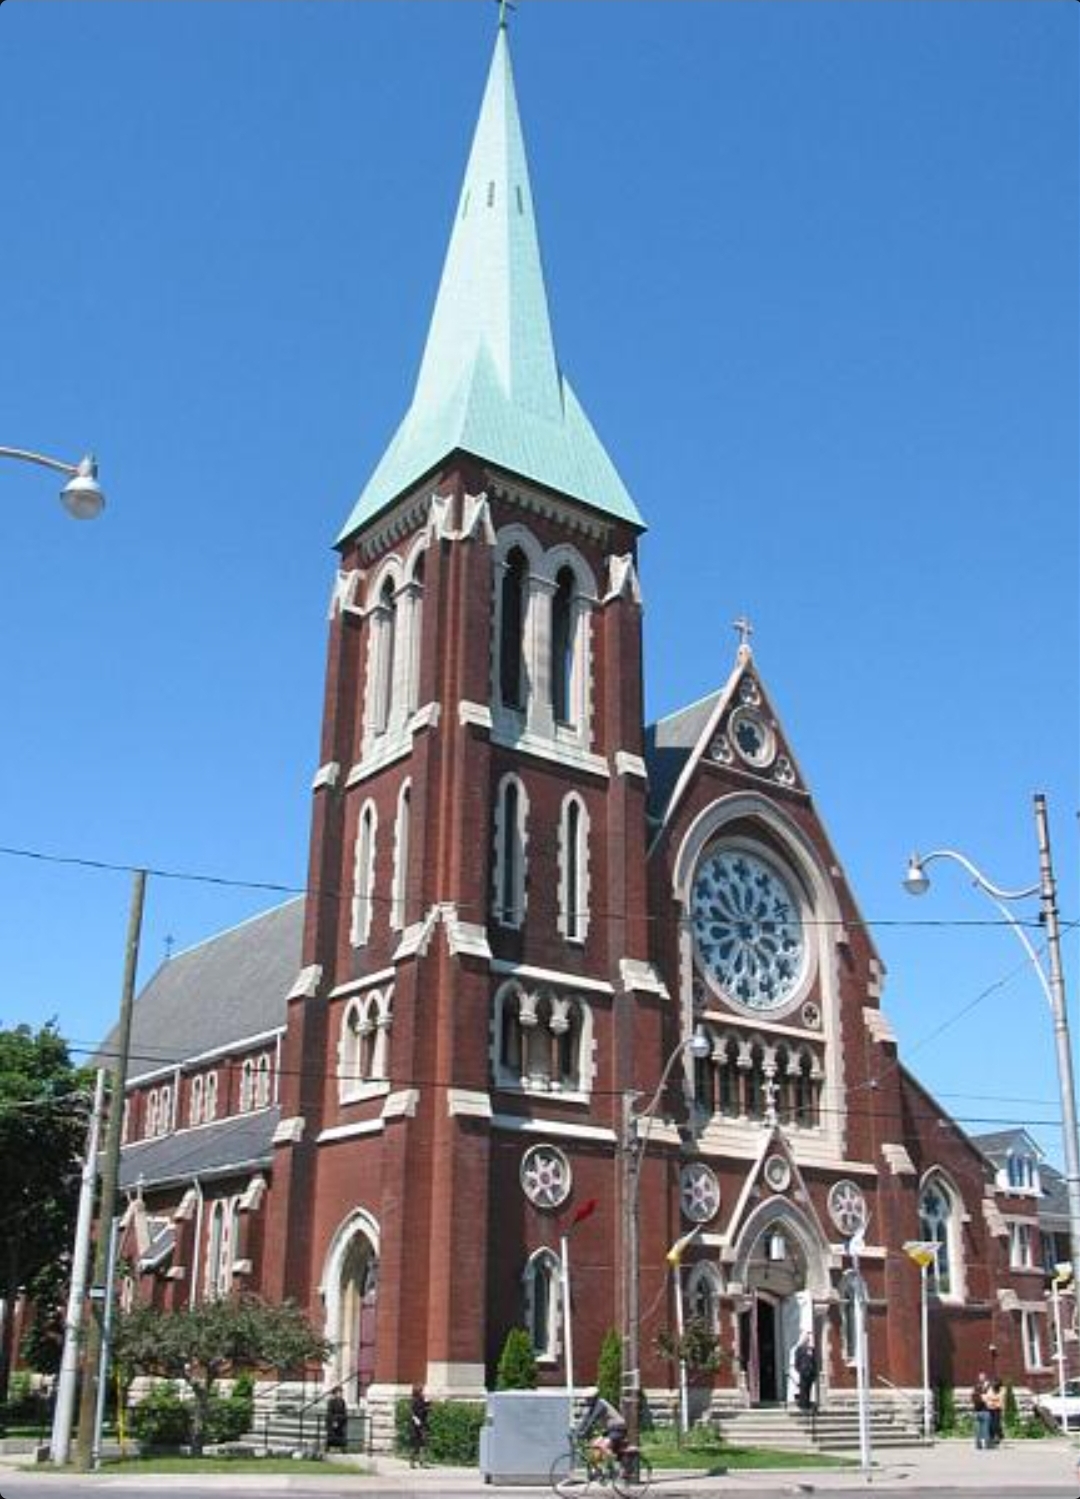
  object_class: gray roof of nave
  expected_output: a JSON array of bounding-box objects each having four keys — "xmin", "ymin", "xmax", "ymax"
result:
[
  {"xmin": 98, "ymin": 898, "xmax": 304, "ymax": 1075},
  {"xmin": 644, "ymin": 690, "xmax": 722, "ymax": 823},
  {"xmin": 119, "ymin": 1106, "xmax": 279, "ymax": 1191}
]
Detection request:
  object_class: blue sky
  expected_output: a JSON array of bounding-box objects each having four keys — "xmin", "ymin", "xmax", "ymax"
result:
[{"xmin": 1, "ymin": 3, "xmax": 1076, "ymax": 1161}]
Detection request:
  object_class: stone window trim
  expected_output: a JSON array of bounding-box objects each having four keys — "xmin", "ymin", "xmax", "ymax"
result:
[
  {"xmin": 918, "ymin": 1168, "xmax": 966, "ymax": 1304},
  {"xmin": 350, "ymin": 798, "xmax": 378, "ymax": 948},
  {"xmin": 492, "ymin": 773, "xmax": 529, "ymax": 929},
  {"xmin": 684, "ymin": 1261, "xmax": 723, "ymax": 1334},
  {"xmin": 557, "ymin": 792, "xmax": 591, "ymax": 945},
  {"xmin": 239, "ymin": 1051, "xmax": 274, "ymax": 1115},
  {"xmin": 204, "ymin": 1194, "xmax": 243, "ymax": 1301},
  {"xmin": 693, "ymin": 1023, "xmax": 823, "ymax": 1129},
  {"xmin": 390, "ymin": 780, "xmax": 411, "ymax": 932},
  {"xmin": 522, "ymin": 1246, "xmax": 563, "ymax": 1364},
  {"xmin": 490, "ymin": 525, "xmax": 597, "ymax": 752},
  {"xmin": 144, "ymin": 1083, "xmax": 173, "ymax": 1141},
  {"xmin": 1022, "ymin": 1308, "xmax": 1047, "ymax": 1371},
  {"xmin": 491, "ymin": 979, "xmax": 596, "ymax": 1101},
  {"xmin": 338, "ymin": 987, "xmax": 393, "ymax": 1103},
  {"xmin": 358, "ymin": 538, "xmax": 428, "ymax": 758}
]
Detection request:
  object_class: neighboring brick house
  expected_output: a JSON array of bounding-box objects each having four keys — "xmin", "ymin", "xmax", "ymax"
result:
[{"xmin": 106, "ymin": 22, "xmax": 1055, "ymax": 1434}]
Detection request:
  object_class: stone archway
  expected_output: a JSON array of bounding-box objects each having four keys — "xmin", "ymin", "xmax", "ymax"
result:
[
  {"xmin": 321, "ymin": 1209, "xmax": 380, "ymax": 1402},
  {"xmin": 732, "ymin": 1202, "xmax": 830, "ymax": 1406}
]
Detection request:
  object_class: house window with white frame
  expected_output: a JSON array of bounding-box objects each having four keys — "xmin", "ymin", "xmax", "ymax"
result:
[
  {"xmin": 523, "ymin": 1248, "xmax": 562, "ymax": 1362},
  {"xmin": 391, "ymin": 782, "xmax": 411, "ymax": 931},
  {"xmin": 493, "ymin": 775, "xmax": 528, "ymax": 928},
  {"xmin": 1007, "ymin": 1153, "xmax": 1038, "ymax": 1192},
  {"xmin": 350, "ymin": 800, "xmax": 378, "ymax": 947},
  {"xmin": 189, "ymin": 1074, "xmax": 205, "ymax": 1128},
  {"xmin": 1009, "ymin": 1222, "xmax": 1035, "ymax": 1269},
  {"xmin": 1022, "ymin": 1309, "xmax": 1045, "ymax": 1370},
  {"xmin": 558, "ymin": 793, "xmax": 589, "ymax": 944}
]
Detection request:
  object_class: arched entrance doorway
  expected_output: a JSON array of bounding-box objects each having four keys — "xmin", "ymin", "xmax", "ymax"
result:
[
  {"xmin": 733, "ymin": 1205, "xmax": 827, "ymax": 1407},
  {"xmin": 322, "ymin": 1210, "xmax": 380, "ymax": 1403}
]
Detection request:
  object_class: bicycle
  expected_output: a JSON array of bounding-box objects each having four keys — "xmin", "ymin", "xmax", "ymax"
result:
[{"xmin": 549, "ymin": 1433, "xmax": 653, "ymax": 1498}]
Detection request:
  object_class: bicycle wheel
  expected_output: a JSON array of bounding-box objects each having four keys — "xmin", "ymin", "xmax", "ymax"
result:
[
  {"xmin": 549, "ymin": 1448, "xmax": 591, "ymax": 1496},
  {"xmin": 613, "ymin": 1450, "xmax": 653, "ymax": 1499}
]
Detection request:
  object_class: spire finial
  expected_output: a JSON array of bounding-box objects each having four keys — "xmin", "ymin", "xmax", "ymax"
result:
[
  {"xmin": 733, "ymin": 614, "xmax": 754, "ymax": 657},
  {"xmin": 496, "ymin": 0, "xmax": 516, "ymax": 31}
]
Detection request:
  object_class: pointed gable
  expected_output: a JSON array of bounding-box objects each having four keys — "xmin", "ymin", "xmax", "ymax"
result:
[
  {"xmin": 338, "ymin": 27, "xmax": 642, "ymax": 542},
  {"xmin": 645, "ymin": 645, "xmax": 810, "ymax": 832}
]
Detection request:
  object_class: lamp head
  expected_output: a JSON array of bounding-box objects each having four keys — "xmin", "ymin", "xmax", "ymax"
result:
[
  {"xmin": 902, "ymin": 854, "xmax": 930, "ymax": 897},
  {"xmin": 688, "ymin": 1027, "xmax": 711, "ymax": 1060},
  {"xmin": 60, "ymin": 454, "xmax": 105, "ymax": 520}
]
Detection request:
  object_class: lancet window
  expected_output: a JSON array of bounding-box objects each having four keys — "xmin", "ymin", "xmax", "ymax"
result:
[
  {"xmin": 350, "ymin": 800, "xmax": 378, "ymax": 947},
  {"xmin": 558, "ymin": 793, "xmax": 590, "ymax": 943},
  {"xmin": 391, "ymin": 782, "xmax": 411, "ymax": 931},
  {"xmin": 493, "ymin": 775, "xmax": 528, "ymax": 928},
  {"xmin": 918, "ymin": 1173, "xmax": 962, "ymax": 1298},
  {"xmin": 523, "ymin": 1248, "xmax": 562, "ymax": 1362}
]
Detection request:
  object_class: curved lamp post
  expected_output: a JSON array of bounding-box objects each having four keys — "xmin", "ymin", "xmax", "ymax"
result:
[
  {"xmin": 621, "ymin": 1027, "xmax": 711, "ymax": 1443},
  {"xmin": 902, "ymin": 793, "xmax": 1080, "ymax": 1274},
  {"xmin": 0, "ymin": 446, "xmax": 105, "ymax": 519}
]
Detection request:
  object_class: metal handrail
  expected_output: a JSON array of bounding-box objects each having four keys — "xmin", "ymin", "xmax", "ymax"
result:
[{"xmin": 254, "ymin": 1364, "xmax": 371, "ymax": 1456}]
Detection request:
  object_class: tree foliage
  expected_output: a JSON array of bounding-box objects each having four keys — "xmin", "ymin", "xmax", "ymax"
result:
[
  {"xmin": 653, "ymin": 1316, "xmax": 726, "ymax": 1379},
  {"xmin": 0, "ymin": 1022, "xmax": 90, "ymax": 1398},
  {"xmin": 597, "ymin": 1328, "xmax": 622, "ymax": 1408},
  {"xmin": 114, "ymin": 1296, "xmax": 330, "ymax": 1452},
  {"xmin": 495, "ymin": 1326, "xmax": 538, "ymax": 1390}
]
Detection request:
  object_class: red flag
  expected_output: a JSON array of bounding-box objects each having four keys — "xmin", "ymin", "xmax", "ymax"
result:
[{"xmin": 568, "ymin": 1197, "xmax": 598, "ymax": 1230}]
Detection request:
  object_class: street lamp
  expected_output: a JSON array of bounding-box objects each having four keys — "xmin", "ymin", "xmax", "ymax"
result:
[
  {"xmin": 903, "ymin": 1239, "xmax": 939, "ymax": 1442},
  {"xmin": 902, "ymin": 793, "xmax": 1080, "ymax": 1274},
  {"xmin": 621, "ymin": 1026, "xmax": 711, "ymax": 1445},
  {"xmin": 0, "ymin": 446, "xmax": 105, "ymax": 518}
]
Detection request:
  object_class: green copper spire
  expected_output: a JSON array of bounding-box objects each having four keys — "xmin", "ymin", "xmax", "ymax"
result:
[{"xmin": 337, "ymin": 27, "xmax": 643, "ymax": 543}]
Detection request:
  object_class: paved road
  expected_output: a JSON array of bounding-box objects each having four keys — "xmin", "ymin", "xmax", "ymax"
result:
[{"xmin": 0, "ymin": 1486, "xmax": 1078, "ymax": 1499}]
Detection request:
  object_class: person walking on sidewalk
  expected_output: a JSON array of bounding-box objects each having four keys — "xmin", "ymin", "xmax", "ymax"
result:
[
  {"xmin": 408, "ymin": 1384, "xmax": 431, "ymax": 1467},
  {"xmin": 985, "ymin": 1379, "xmax": 1004, "ymax": 1447}
]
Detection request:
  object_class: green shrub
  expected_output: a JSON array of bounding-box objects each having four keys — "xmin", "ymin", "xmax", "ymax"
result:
[
  {"xmin": 394, "ymin": 1397, "xmax": 484, "ymax": 1465},
  {"xmin": 496, "ymin": 1327, "xmax": 538, "ymax": 1390},
  {"xmin": 597, "ymin": 1329, "xmax": 622, "ymax": 1408},
  {"xmin": 204, "ymin": 1373, "xmax": 255, "ymax": 1444},
  {"xmin": 935, "ymin": 1382, "xmax": 956, "ymax": 1433},
  {"xmin": 1004, "ymin": 1379, "xmax": 1020, "ymax": 1435},
  {"xmin": 129, "ymin": 1382, "xmax": 192, "ymax": 1447}
]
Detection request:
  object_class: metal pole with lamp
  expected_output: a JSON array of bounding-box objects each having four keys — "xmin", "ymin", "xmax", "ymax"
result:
[
  {"xmin": 903, "ymin": 1240, "xmax": 939, "ymax": 1442},
  {"xmin": 621, "ymin": 1027, "xmax": 711, "ymax": 1447},
  {"xmin": 903, "ymin": 794, "xmax": 1080, "ymax": 1273},
  {"xmin": 559, "ymin": 1197, "xmax": 598, "ymax": 1416},
  {"xmin": 1051, "ymin": 1263, "xmax": 1073, "ymax": 1403},
  {"xmin": 0, "ymin": 446, "xmax": 105, "ymax": 518},
  {"xmin": 847, "ymin": 1226, "xmax": 872, "ymax": 1477}
]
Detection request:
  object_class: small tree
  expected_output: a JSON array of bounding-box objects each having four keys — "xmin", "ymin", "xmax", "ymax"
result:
[
  {"xmin": 115, "ymin": 1296, "xmax": 330, "ymax": 1453},
  {"xmin": 654, "ymin": 1316, "xmax": 725, "ymax": 1379},
  {"xmin": 496, "ymin": 1327, "xmax": 537, "ymax": 1390},
  {"xmin": 597, "ymin": 1328, "xmax": 622, "ymax": 1408}
]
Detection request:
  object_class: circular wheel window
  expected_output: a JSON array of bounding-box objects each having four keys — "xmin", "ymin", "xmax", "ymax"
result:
[
  {"xmin": 764, "ymin": 1155, "xmax": 792, "ymax": 1193},
  {"xmin": 828, "ymin": 1179, "xmax": 868, "ymax": 1237},
  {"xmin": 520, "ymin": 1144, "xmax": 572, "ymax": 1209},
  {"xmin": 680, "ymin": 1163, "xmax": 721, "ymax": 1224}
]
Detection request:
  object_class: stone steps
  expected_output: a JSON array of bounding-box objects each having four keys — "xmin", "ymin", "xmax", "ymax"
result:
[{"xmin": 716, "ymin": 1402, "xmax": 924, "ymax": 1452}]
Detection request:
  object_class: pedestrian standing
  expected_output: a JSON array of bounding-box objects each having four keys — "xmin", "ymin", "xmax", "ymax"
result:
[
  {"xmin": 794, "ymin": 1332, "xmax": 818, "ymax": 1412},
  {"xmin": 325, "ymin": 1386, "xmax": 348, "ymax": 1452},
  {"xmin": 986, "ymin": 1379, "xmax": 1004, "ymax": 1447},
  {"xmin": 972, "ymin": 1373, "xmax": 990, "ymax": 1450},
  {"xmin": 408, "ymin": 1384, "xmax": 431, "ymax": 1468}
]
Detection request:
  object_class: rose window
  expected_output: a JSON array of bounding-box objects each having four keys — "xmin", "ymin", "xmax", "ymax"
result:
[
  {"xmin": 520, "ymin": 1144, "xmax": 572, "ymax": 1209},
  {"xmin": 691, "ymin": 849, "xmax": 806, "ymax": 1012},
  {"xmin": 680, "ymin": 1163, "xmax": 721, "ymax": 1224},
  {"xmin": 828, "ymin": 1179, "xmax": 868, "ymax": 1237}
]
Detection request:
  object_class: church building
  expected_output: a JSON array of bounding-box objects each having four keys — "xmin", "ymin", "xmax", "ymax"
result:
[{"xmin": 108, "ymin": 21, "xmax": 1060, "ymax": 1439}]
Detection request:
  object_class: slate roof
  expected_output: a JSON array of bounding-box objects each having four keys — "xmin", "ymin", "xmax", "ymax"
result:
[
  {"xmin": 644, "ymin": 690, "xmax": 722, "ymax": 823},
  {"xmin": 119, "ymin": 1107, "xmax": 280, "ymax": 1192},
  {"xmin": 98, "ymin": 898, "xmax": 303, "ymax": 1077},
  {"xmin": 337, "ymin": 27, "xmax": 642, "ymax": 541},
  {"xmin": 971, "ymin": 1126, "xmax": 1044, "ymax": 1161},
  {"xmin": 1040, "ymin": 1162, "xmax": 1070, "ymax": 1222}
]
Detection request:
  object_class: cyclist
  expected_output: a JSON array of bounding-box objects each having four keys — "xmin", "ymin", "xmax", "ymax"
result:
[{"xmin": 575, "ymin": 1386, "xmax": 628, "ymax": 1470}]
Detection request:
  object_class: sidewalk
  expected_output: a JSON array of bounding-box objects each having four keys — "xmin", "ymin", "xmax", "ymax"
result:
[{"xmin": 0, "ymin": 1438, "xmax": 1077, "ymax": 1492}]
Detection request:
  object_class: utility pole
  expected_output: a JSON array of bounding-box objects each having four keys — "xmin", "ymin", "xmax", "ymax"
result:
[
  {"xmin": 50, "ymin": 1068, "xmax": 106, "ymax": 1464},
  {"xmin": 1033, "ymin": 794, "xmax": 1080, "ymax": 1274},
  {"xmin": 73, "ymin": 870, "xmax": 146, "ymax": 1471}
]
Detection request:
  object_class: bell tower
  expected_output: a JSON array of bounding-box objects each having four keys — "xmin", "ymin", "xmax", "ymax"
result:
[{"xmin": 264, "ymin": 20, "xmax": 660, "ymax": 1415}]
